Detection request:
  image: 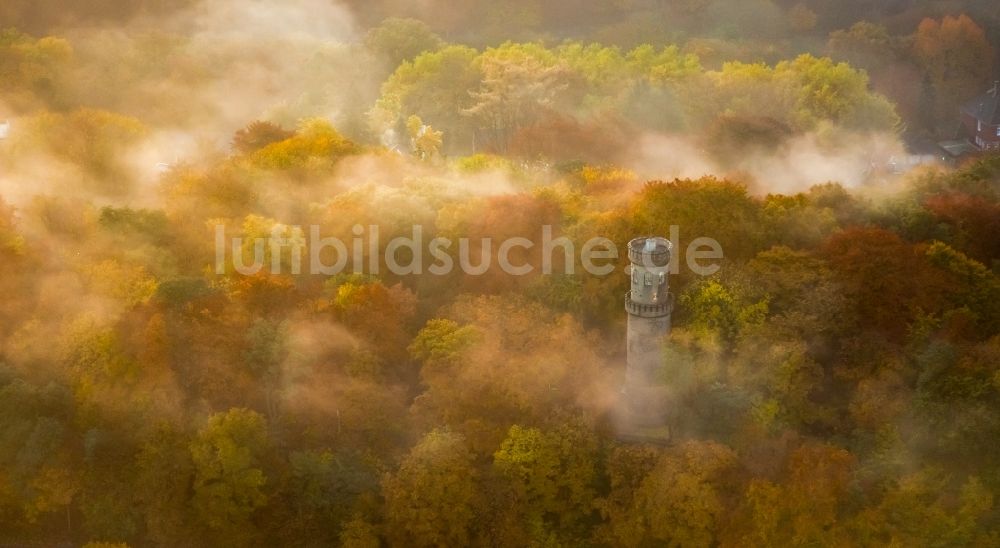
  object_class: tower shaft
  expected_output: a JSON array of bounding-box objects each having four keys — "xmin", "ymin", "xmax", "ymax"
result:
[{"xmin": 619, "ymin": 236, "xmax": 673, "ymax": 441}]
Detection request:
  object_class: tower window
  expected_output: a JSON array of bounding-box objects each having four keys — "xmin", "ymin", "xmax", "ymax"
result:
[{"xmin": 658, "ymin": 272, "xmax": 665, "ymax": 285}]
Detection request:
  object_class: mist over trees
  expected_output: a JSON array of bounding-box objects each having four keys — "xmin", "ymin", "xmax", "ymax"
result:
[{"xmin": 1, "ymin": 1, "xmax": 1000, "ymax": 546}]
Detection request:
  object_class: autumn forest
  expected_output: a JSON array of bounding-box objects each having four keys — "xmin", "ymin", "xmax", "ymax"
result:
[{"xmin": 1, "ymin": 0, "xmax": 1000, "ymax": 546}]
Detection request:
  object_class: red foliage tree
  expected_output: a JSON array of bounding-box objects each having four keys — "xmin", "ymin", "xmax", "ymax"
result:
[{"xmin": 822, "ymin": 227, "xmax": 950, "ymax": 341}]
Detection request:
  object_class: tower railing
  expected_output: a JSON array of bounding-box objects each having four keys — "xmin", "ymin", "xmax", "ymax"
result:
[
  {"xmin": 628, "ymin": 237, "xmax": 671, "ymax": 267},
  {"xmin": 625, "ymin": 291, "xmax": 673, "ymax": 318}
]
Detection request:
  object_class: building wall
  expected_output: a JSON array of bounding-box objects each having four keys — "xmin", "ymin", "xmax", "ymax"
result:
[{"xmin": 962, "ymin": 112, "xmax": 1000, "ymax": 150}]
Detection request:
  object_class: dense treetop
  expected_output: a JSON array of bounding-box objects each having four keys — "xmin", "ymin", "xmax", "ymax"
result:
[{"xmin": 1, "ymin": 2, "xmax": 1000, "ymax": 546}]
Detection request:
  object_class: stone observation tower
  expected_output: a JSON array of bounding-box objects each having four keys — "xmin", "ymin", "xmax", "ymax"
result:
[{"xmin": 619, "ymin": 236, "xmax": 674, "ymax": 442}]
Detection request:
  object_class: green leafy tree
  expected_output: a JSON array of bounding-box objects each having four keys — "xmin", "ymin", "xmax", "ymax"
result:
[
  {"xmin": 493, "ymin": 422, "xmax": 599, "ymax": 541},
  {"xmin": 464, "ymin": 44, "xmax": 571, "ymax": 153},
  {"xmin": 850, "ymin": 469, "xmax": 995, "ymax": 546},
  {"xmin": 135, "ymin": 423, "xmax": 196, "ymax": 547},
  {"xmin": 626, "ymin": 44, "xmax": 701, "ymax": 84},
  {"xmin": 365, "ymin": 18, "xmax": 444, "ymax": 68},
  {"xmin": 630, "ymin": 441, "xmax": 739, "ymax": 547},
  {"xmin": 594, "ymin": 445, "xmax": 662, "ymax": 546},
  {"xmin": 782, "ymin": 54, "xmax": 900, "ymax": 131},
  {"xmin": 827, "ymin": 21, "xmax": 897, "ymax": 71},
  {"xmin": 680, "ymin": 279, "xmax": 769, "ymax": 355},
  {"xmin": 925, "ymin": 241, "xmax": 1000, "ymax": 338},
  {"xmin": 339, "ymin": 516, "xmax": 381, "ymax": 548},
  {"xmin": 383, "ymin": 429, "xmax": 481, "ymax": 547},
  {"xmin": 190, "ymin": 408, "xmax": 269, "ymax": 544},
  {"xmin": 375, "ymin": 45, "xmax": 481, "ymax": 154}
]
